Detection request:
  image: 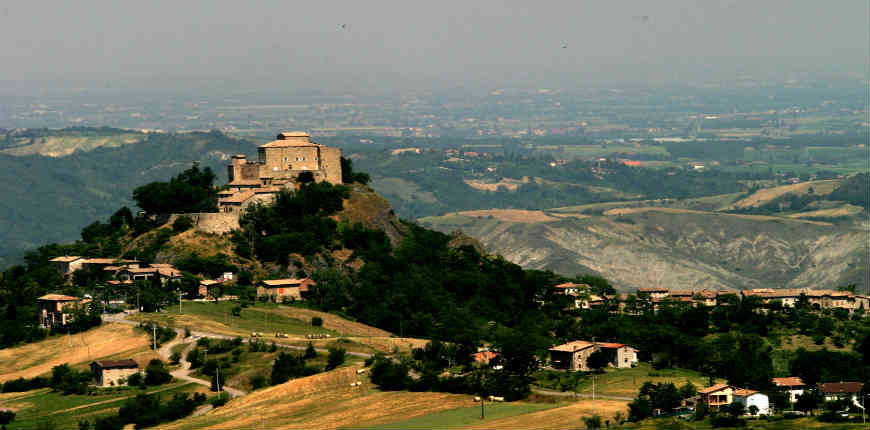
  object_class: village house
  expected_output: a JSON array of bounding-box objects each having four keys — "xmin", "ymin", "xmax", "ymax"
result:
[
  {"xmin": 90, "ymin": 360, "xmax": 139, "ymax": 387},
  {"xmin": 37, "ymin": 294, "xmax": 81, "ymax": 328},
  {"xmin": 733, "ymin": 389, "xmax": 770, "ymax": 415},
  {"xmin": 772, "ymin": 377, "xmax": 806, "ymax": 403},
  {"xmin": 597, "ymin": 343, "xmax": 639, "ymax": 368},
  {"xmin": 818, "ymin": 382, "xmax": 865, "ymax": 403},
  {"xmin": 698, "ymin": 384, "xmax": 734, "ymax": 409},
  {"xmin": 49, "ymin": 256, "xmax": 138, "ymax": 276},
  {"xmin": 472, "ymin": 351, "xmax": 499, "ymax": 365},
  {"xmin": 113, "ymin": 264, "xmax": 183, "ymax": 285},
  {"xmin": 638, "ymin": 287, "xmax": 670, "ymax": 300},
  {"xmin": 548, "ymin": 340, "xmax": 638, "ymax": 371},
  {"xmin": 256, "ymin": 278, "xmax": 315, "ymax": 302},
  {"xmin": 549, "ymin": 341, "xmax": 597, "ymax": 371}
]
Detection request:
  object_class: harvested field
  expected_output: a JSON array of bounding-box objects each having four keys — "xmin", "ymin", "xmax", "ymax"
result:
[
  {"xmin": 729, "ymin": 180, "xmax": 840, "ymax": 209},
  {"xmin": 461, "ymin": 399, "xmax": 627, "ymax": 429},
  {"xmin": 602, "ymin": 207, "xmax": 833, "ymax": 226},
  {"xmin": 464, "ymin": 177, "xmax": 529, "ymax": 192},
  {"xmin": 455, "ymin": 209, "xmax": 557, "ymax": 223},
  {"xmin": 788, "ymin": 204, "xmax": 864, "ymax": 219},
  {"xmin": 262, "ymin": 307, "xmax": 392, "ymax": 337},
  {"xmin": 161, "ymin": 366, "xmax": 473, "ymax": 429},
  {"xmin": 0, "ymin": 323, "xmax": 151, "ymax": 381}
]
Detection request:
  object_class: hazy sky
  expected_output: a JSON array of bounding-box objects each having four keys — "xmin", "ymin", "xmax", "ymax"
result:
[{"xmin": 1, "ymin": 1, "xmax": 867, "ymax": 91}]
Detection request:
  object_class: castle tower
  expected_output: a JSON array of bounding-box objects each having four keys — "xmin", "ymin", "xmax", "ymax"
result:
[{"xmin": 228, "ymin": 154, "xmax": 247, "ymax": 183}]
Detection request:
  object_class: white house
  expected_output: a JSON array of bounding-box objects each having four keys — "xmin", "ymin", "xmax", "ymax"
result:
[
  {"xmin": 733, "ymin": 389, "xmax": 770, "ymax": 415},
  {"xmin": 772, "ymin": 377, "xmax": 805, "ymax": 403}
]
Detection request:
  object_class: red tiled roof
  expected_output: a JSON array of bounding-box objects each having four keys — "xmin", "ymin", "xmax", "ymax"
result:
[
  {"xmin": 819, "ymin": 382, "xmax": 864, "ymax": 394},
  {"xmin": 698, "ymin": 384, "xmax": 730, "ymax": 394},
  {"xmin": 37, "ymin": 294, "xmax": 80, "ymax": 302},
  {"xmin": 549, "ymin": 341, "xmax": 595, "ymax": 352},
  {"xmin": 473, "ymin": 351, "xmax": 498, "ymax": 363},
  {"xmin": 93, "ymin": 359, "xmax": 138, "ymax": 369},
  {"xmin": 733, "ymin": 388, "xmax": 758, "ymax": 396},
  {"xmin": 598, "ymin": 342, "xmax": 627, "ymax": 349},
  {"xmin": 772, "ymin": 377, "xmax": 805, "ymax": 387}
]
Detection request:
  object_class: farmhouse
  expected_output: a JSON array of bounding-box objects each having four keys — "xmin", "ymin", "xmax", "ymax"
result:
[
  {"xmin": 698, "ymin": 384, "xmax": 734, "ymax": 409},
  {"xmin": 257, "ymin": 278, "xmax": 315, "ymax": 302},
  {"xmin": 772, "ymin": 376, "xmax": 806, "ymax": 403},
  {"xmin": 733, "ymin": 389, "xmax": 770, "ymax": 415},
  {"xmin": 818, "ymin": 381, "xmax": 864, "ymax": 403},
  {"xmin": 37, "ymin": 294, "xmax": 81, "ymax": 328},
  {"xmin": 548, "ymin": 340, "xmax": 638, "ymax": 371},
  {"xmin": 90, "ymin": 360, "xmax": 139, "ymax": 387},
  {"xmin": 597, "ymin": 343, "xmax": 639, "ymax": 368},
  {"xmin": 49, "ymin": 256, "xmax": 139, "ymax": 276}
]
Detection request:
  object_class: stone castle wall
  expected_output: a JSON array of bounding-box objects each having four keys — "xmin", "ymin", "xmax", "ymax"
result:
[{"xmin": 168, "ymin": 212, "xmax": 240, "ymax": 234}]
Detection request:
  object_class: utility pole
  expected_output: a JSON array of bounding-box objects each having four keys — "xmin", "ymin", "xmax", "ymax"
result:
[
  {"xmin": 178, "ymin": 289, "xmax": 182, "ymax": 314},
  {"xmin": 152, "ymin": 324, "xmax": 157, "ymax": 350},
  {"xmin": 480, "ymin": 397, "xmax": 485, "ymax": 419},
  {"xmin": 592, "ymin": 336, "xmax": 596, "ymax": 401}
]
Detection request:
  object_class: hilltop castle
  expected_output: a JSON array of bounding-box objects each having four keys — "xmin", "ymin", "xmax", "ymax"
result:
[{"xmin": 218, "ymin": 131, "xmax": 342, "ymax": 213}]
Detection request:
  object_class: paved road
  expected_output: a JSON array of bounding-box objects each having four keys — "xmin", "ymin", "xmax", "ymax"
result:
[{"xmin": 531, "ymin": 386, "xmax": 633, "ymax": 401}]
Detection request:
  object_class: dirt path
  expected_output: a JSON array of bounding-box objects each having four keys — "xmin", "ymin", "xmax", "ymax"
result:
[{"xmin": 166, "ymin": 333, "xmax": 247, "ymax": 398}]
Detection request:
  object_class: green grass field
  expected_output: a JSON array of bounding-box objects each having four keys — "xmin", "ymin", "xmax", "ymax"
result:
[
  {"xmin": 0, "ymin": 382, "xmax": 203, "ymax": 429},
  {"xmin": 572, "ymin": 363, "xmax": 722, "ymax": 398},
  {"xmin": 132, "ymin": 301, "xmax": 336, "ymax": 338},
  {"xmin": 360, "ymin": 402, "xmax": 557, "ymax": 429},
  {"xmin": 621, "ymin": 416, "xmax": 868, "ymax": 429}
]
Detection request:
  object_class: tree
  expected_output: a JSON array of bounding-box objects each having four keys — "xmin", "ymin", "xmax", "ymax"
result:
[
  {"xmin": 133, "ymin": 165, "xmax": 218, "ymax": 214},
  {"xmin": 297, "ymin": 171, "xmax": 315, "ymax": 183},
  {"xmin": 0, "ymin": 410, "xmax": 15, "ymax": 426},
  {"xmin": 370, "ymin": 356, "xmax": 410, "ymax": 390},
  {"xmin": 679, "ymin": 381, "xmax": 697, "ymax": 400},
  {"xmin": 304, "ymin": 342, "xmax": 317, "ymax": 359},
  {"xmin": 748, "ymin": 405, "xmax": 759, "ymax": 416},
  {"xmin": 583, "ymin": 415, "xmax": 602, "ymax": 429},
  {"xmin": 795, "ymin": 391, "xmax": 821, "ymax": 415},
  {"xmin": 325, "ymin": 347, "xmax": 346, "ymax": 371},
  {"xmin": 144, "ymin": 359, "xmax": 171, "ymax": 385},
  {"xmin": 586, "ymin": 350, "xmax": 609, "ymax": 373}
]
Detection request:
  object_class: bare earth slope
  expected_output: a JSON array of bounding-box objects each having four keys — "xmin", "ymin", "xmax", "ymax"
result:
[{"xmin": 421, "ymin": 209, "xmax": 868, "ymax": 291}]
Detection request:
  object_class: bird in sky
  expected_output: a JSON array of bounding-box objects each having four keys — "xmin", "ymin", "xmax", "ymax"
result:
[
  {"xmin": 561, "ymin": 43, "xmax": 568, "ymax": 49},
  {"xmin": 339, "ymin": 23, "xmax": 347, "ymax": 30}
]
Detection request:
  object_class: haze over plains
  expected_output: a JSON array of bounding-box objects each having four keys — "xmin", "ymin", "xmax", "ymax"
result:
[{"xmin": 0, "ymin": 0, "xmax": 867, "ymax": 92}]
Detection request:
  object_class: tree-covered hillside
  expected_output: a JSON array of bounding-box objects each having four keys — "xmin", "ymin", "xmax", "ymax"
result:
[{"xmin": 0, "ymin": 130, "xmax": 255, "ymax": 267}]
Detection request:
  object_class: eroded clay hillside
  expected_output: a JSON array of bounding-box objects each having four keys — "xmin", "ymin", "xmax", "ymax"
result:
[{"xmin": 421, "ymin": 208, "xmax": 868, "ymax": 292}]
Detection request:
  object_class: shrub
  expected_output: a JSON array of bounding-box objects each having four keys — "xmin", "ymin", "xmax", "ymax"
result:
[
  {"xmin": 311, "ymin": 316, "xmax": 323, "ymax": 327},
  {"xmin": 170, "ymin": 352, "xmax": 181, "ymax": 365},
  {"xmin": 583, "ymin": 415, "xmax": 602, "ymax": 429},
  {"xmin": 211, "ymin": 392, "xmax": 230, "ymax": 407},
  {"xmin": 304, "ymin": 342, "xmax": 317, "ymax": 359},
  {"xmin": 0, "ymin": 410, "xmax": 15, "ymax": 425},
  {"xmin": 126, "ymin": 373, "xmax": 143, "ymax": 387},
  {"xmin": 250, "ymin": 375, "xmax": 268, "ymax": 390},
  {"xmin": 232, "ymin": 306, "xmax": 242, "ymax": 317},
  {"xmin": 144, "ymin": 359, "xmax": 172, "ymax": 386},
  {"xmin": 325, "ymin": 347, "xmax": 346, "ymax": 371},
  {"xmin": 172, "ymin": 216, "xmax": 195, "ymax": 233}
]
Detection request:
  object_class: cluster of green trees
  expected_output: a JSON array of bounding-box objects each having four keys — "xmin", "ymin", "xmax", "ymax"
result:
[
  {"xmin": 627, "ymin": 381, "xmax": 697, "ymax": 421},
  {"xmin": 80, "ymin": 391, "xmax": 209, "ymax": 430},
  {"xmin": 558, "ymin": 296, "xmax": 869, "ymax": 391},
  {"xmin": 232, "ymin": 182, "xmax": 350, "ymax": 262},
  {"xmin": 132, "ymin": 165, "xmax": 218, "ymax": 214}
]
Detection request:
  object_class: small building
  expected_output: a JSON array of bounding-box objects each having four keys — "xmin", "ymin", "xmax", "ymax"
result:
[
  {"xmin": 549, "ymin": 341, "xmax": 597, "ymax": 371},
  {"xmin": 698, "ymin": 384, "xmax": 734, "ymax": 409},
  {"xmin": 638, "ymin": 287, "xmax": 670, "ymax": 300},
  {"xmin": 37, "ymin": 294, "xmax": 81, "ymax": 328},
  {"xmin": 553, "ymin": 282, "xmax": 588, "ymax": 295},
  {"xmin": 472, "ymin": 350, "xmax": 499, "ymax": 365},
  {"xmin": 199, "ymin": 279, "xmax": 224, "ymax": 299},
  {"xmin": 733, "ymin": 389, "xmax": 770, "ymax": 415},
  {"xmin": 597, "ymin": 343, "xmax": 639, "ymax": 368},
  {"xmin": 90, "ymin": 360, "xmax": 139, "ymax": 387},
  {"xmin": 50, "ymin": 256, "xmax": 84, "ymax": 275},
  {"xmin": 819, "ymin": 382, "xmax": 864, "ymax": 403},
  {"xmin": 257, "ymin": 278, "xmax": 315, "ymax": 302},
  {"xmin": 772, "ymin": 377, "xmax": 806, "ymax": 403}
]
